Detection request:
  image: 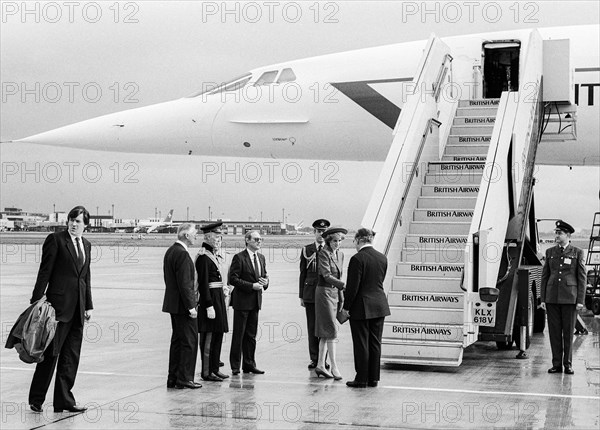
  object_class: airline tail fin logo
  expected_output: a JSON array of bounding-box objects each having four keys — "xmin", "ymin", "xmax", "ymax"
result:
[{"xmin": 165, "ymin": 210, "xmax": 174, "ymax": 222}]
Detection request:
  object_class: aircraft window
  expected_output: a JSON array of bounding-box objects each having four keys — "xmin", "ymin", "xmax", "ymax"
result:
[
  {"xmin": 255, "ymin": 71, "xmax": 278, "ymax": 86},
  {"xmin": 187, "ymin": 73, "xmax": 252, "ymax": 97},
  {"xmin": 277, "ymin": 68, "xmax": 296, "ymax": 83}
]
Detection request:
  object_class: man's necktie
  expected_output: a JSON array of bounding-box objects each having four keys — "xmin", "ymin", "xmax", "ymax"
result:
[
  {"xmin": 253, "ymin": 253, "xmax": 260, "ymax": 278},
  {"xmin": 76, "ymin": 237, "xmax": 84, "ymax": 271},
  {"xmin": 318, "ymin": 245, "xmax": 322, "ymax": 252}
]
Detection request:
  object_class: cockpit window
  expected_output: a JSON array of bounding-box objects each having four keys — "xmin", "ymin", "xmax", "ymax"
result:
[
  {"xmin": 187, "ymin": 73, "xmax": 252, "ymax": 97},
  {"xmin": 254, "ymin": 71, "xmax": 278, "ymax": 86},
  {"xmin": 277, "ymin": 68, "xmax": 296, "ymax": 83}
]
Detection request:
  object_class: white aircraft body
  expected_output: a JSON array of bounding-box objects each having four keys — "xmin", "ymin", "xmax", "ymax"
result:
[
  {"xmin": 14, "ymin": 26, "xmax": 599, "ymax": 166},
  {"xmin": 135, "ymin": 209, "xmax": 177, "ymax": 233}
]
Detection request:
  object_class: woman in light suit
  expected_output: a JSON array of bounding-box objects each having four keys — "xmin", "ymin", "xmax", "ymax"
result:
[{"xmin": 314, "ymin": 227, "xmax": 347, "ymax": 380}]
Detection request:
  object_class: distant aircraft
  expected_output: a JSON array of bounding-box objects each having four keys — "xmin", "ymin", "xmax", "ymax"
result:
[
  {"xmin": 12, "ymin": 25, "xmax": 600, "ymax": 167},
  {"xmin": 135, "ymin": 209, "xmax": 177, "ymax": 233}
]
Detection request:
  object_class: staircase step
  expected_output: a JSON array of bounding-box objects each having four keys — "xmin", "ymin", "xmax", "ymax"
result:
[
  {"xmin": 424, "ymin": 173, "xmax": 483, "ymax": 185},
  {"xmin": 451, "ymin": 125, "xmax": 494, "ymax": 135},
  {"xmin": 447, "ymin": 135, "xmax": 491, "ymax": 145},
  {"xmin": 456, "ymin": 106, "xmax": 500, "ymax": 116},
  {"xmin": 420, "ymin": 185, "xmax": 480, "ymax": 197},
  {"xmin": 405, "ymin": 233, "xmax": 468, "ymax": 248},
  {"xmin": 381, "ymin": 341, "xmax": 463, "ymax": 366},
  {"xmin": 388, "ymin": 306, "xmax": 464, "ymax": 324},
  {"xmin": 414, "ymin": 206, "xmax": 475, "ymax": 218},
  {"xmin": 383, "ymin": 322, "xmax": 464, "ymax": 342},
  {"xmin": 409, "ymin": 221, "xmax": 471, "ymax": 235},
  {"xmin": 401, "ymin": 246, "xmax": 465, "ymax": 263},
  {"xmin": 391, "ymin": 276, "xmax": 464, "ymax": 293},
  {"xmin": 428, "ymin": 161, "xmax": 485, "ymax": 174},
  {"xmin": 396, "ymin": 262, "xmax": 463, "ymax": 278},
  {"xmin": 417, "ymin": 196, "xmax": 477, "ymax": 209},
  {"xmin": 444, "ymin": 144, "xmax": 489, "ymax": 155},
  {"xmin": 458, "ymin": 99, "xmax": 500, "ymax": 108},
  {"xmin": 442, "ymin": 154, "xmax": 487, "ymax": 162},
  {"xmin": 388, "ymin": 291, "xmax": 464, "ymax": 309},
  {"xmin": 453, "ymin": 116, "xmax": 496, "ymax": 126}
]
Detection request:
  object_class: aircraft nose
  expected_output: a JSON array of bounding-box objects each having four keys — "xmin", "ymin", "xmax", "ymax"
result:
[{"xmin": 16, "ymin": 98, "xmax": 215, "ymax": 155}]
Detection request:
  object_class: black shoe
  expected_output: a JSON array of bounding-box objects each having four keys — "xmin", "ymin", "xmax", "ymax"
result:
[
  {"xmin": 232, "ymin": 369, "xmax": 240, "ymax": 375},
  {"xmin": 54, "ymin": 405, "xmax": 87, "ymax": 413},
  {"xmin": 219, "ymin": 361, "xmax": 224, "ymax": 367},
  {"xmin": 167, "ymin": 380, "xmax": 176, "ymax": 388},
  {"xmin": 29, "ymin": 404, "xmax": 43, "ymax": 413},
  {"xmin": 314, "ymin": 366, "xmax": 333, "ymax": 378},
  {"xmin": 243, "ymin": 367, "xmax": 265, "ymax": 374},
  {"xmin": 215, "ymin": 371, "xmax": 230, "ymax": 379},
  {"xmin": 201, "ymin": 373, "xmax": 223, "ymax": 382},
  {"xmin": 368, "ymin": 381, "xmax": 379, "ymax": 387},
  {"xmin": 346, "ymin": 380, "xmax": 367, "ymax": 388},
  {"xmin": 548, "ymin": 366, "xmax": 562, "ymax": 374},
  {"xmin": 564, "ymin": 366, "xmax": 574, "ymax": 374},
  {"xmin": 175, "ymin": 380, "xmax": 202, "ymax": 389},
  {"xmin": 308, "ymin": 361, "xmax": 317, "ymax": 369}
]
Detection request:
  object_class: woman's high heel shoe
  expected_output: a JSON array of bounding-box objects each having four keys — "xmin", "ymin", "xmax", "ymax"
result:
[
  {"xmin": 331, "ymin": 369, "xmax": 342, "ymax": 381},
  {"xmin": 315, "ymin": 366, "xmax": 333, "ymax": 378}
]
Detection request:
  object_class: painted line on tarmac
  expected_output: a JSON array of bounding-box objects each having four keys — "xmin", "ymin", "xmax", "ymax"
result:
[{"xmin": 3, "ymin": 367, "xmax": 598, "ymax": 401}]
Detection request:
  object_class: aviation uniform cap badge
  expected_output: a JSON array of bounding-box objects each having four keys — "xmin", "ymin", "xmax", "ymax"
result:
[
  {"xmin": 312, "ymin": 219, "xmax": 331, "ymax": 231},
  {"xmin": 201, "ymin": 222, "xmax": 223, "ymax": 234},
  {"xmin": 555, "ymin": 220, "xmax": 575, "ymax": 234}
]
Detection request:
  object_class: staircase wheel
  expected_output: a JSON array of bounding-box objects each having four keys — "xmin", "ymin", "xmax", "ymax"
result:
[{"xmin": 592, "ymin": 298, "xmax": 600, "ymax": 316}]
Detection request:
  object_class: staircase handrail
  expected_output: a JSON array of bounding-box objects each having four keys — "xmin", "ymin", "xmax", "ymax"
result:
[
  {"xmin": 467, "ymin": 29, "xmax": 544, "ymax": 294},
  {"xmin": 362, "ymin": 35, "xmax": 453, "ymax": 260}
]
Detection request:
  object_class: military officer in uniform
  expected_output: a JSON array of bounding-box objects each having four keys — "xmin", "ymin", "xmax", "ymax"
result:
[
  {"xmin": 541, "ymin": 220, "xmax": 586, "ymax": 375},
  {"xmin": 195, "ymin": 222, "xmax": 230, "ymax": 381},
  {"xmin": 299, "ymin": 219, "xmax": 330, "ymax": 369}
]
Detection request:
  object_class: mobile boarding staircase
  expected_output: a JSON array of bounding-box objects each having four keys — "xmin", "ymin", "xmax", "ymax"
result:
[{"xmin": 362, "ymin": 31, "xmax": 554, "ymax": 366}]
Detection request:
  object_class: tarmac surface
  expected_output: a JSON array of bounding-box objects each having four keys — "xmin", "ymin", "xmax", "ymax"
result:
[{"xmin": 1, "ymin": 233, "xmax": 599, "ymax": 429}]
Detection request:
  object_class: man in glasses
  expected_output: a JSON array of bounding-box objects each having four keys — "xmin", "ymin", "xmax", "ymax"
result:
[
  {"xmin": 299, "ymin": 219, "xmax": 330, "ymax": 369},
  {"xmin": 229, "ymin": 230, "xmax": 269, "ymax": 375}
]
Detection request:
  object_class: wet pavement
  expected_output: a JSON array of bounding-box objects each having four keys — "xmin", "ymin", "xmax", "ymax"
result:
[{"xmin": 1, "ymin": 244, "xmax": 598, "ymax": 429}]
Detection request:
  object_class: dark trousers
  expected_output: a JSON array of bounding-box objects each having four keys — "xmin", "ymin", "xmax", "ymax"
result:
[
  {"xmin": 229, "ymin": 309, "xmax": 258, "ymax": 371},
  {"xmin": 546, "ymin": 303, "xmax": 577, "ymax": 367},
  {"xmin": 349, "ymin": 317, "xmax": 385, "ymax": 383},
  {"xmin": 29, "ymin": 310, "xmax": 83, "ymax": 408},
  {"xmin": 200, "ymin": 331, "xmax": 224, "ymax": 376},
  {"xmin": 168, "ymin": 314, "xmax": 198, "ymax": 383},
  {"xmin": 304, "ymin": 302, "xmax": 319, "ymax": 362}
]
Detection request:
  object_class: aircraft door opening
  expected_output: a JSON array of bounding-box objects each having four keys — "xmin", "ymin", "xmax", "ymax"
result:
[{"xmin": 482, "ymin": 41, "xmax": 521, "ymax": 98}]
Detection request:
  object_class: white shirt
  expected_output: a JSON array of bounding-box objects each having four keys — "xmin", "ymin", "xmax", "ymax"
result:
[
  {"xmin": 68, "ymin": 232, "xmax": 85, "ymax": 262},
  {"xmin": 246, "ymin": 248, "xmax": 261, "ymax": 277},
  {"xmin": 176, "ymin": 240, "xmax": 189, "ymax": 252}
]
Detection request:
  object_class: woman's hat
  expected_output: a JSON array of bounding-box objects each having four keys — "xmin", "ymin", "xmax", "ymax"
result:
[{"xmin": 322, "ymin": 227, "xmax": 348, "ymax": 238}]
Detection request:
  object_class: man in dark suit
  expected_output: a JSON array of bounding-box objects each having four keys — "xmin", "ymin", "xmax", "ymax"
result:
[
  {"xmin": 228, "ymin": 230, "xmax": 268, "ymax": 375},
  {"xmin": 541, "ymin": 220, "xmax": 586, "ymax": 375},
  {"xmin": 299, "ymin": 218, "xmax": 330, "ymax": 369},
  {"xmin": 28, "ymin": 206, "xmax": 93, "ymax": 413},
  {"xmin": 341, "ymin": 228, "xmax": 390, "ymax": 388},
  {"xmin": 163, "ymin": 223, "xmax": 201, "ymax": 389}
]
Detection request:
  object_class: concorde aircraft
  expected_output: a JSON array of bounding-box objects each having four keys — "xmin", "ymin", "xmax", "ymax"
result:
[{"xmin": 13, "ymin": 25, "xmax": 600, "ymax": 166}]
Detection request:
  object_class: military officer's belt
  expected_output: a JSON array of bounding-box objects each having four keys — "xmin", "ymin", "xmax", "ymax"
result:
[{"xmin": 209, "ymin": 281, "xmax": 224, "ymax": 289}]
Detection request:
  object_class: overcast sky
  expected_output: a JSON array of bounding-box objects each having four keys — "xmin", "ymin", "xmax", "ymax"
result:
[{"xmin": 1, "ymin": 1, "xmax": 599, "ymax": 229}]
